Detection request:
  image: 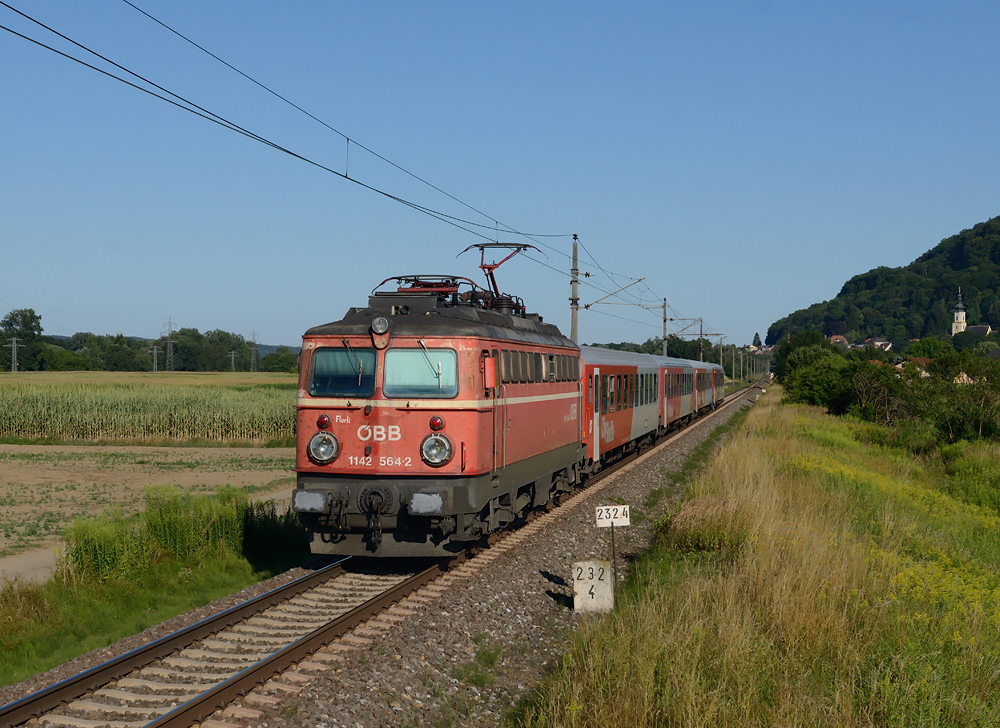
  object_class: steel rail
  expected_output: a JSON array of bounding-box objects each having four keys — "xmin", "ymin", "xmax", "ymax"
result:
[
  {"xmin": 145, "ymin": 559, "xmax": 450, "ymax": 728},
  {"xmin": 0, "ymin": 558, "xmax": 350, "ymax": 728}
]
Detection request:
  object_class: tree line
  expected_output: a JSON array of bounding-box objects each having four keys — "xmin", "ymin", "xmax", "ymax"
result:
[
  {"xmin": 0, "ymin": 309, "xmax": 298, "ymax": 373},
  {"xmin": 767, "ymin": 215, "xmax": 1000, "ymax": 349},
  {"xmin": 778, "ymin": 330, "xmax": 1000, "ymax": 447}
]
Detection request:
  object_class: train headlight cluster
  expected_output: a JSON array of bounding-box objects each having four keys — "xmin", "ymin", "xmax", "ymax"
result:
[
  {"xmin": 420, "ymin": 433, "xmax": 453, "ymax": 466},
  {"xmin": 308, "ymin": 431, "xmax": 340, "ymax": 464}
]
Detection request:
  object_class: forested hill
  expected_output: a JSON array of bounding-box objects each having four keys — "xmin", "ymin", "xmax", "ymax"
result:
[{"xmin": 766, "ymin": 216, "xmax": 1000, "ymax": 347}]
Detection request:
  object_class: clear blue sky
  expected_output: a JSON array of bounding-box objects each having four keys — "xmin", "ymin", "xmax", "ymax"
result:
[{"xmin": 2, "ymin": 2, "xmax": 998, "ymax": 348}]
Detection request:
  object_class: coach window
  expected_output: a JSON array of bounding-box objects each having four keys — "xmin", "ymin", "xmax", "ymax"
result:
[
  {"xmin": 309, "ymin": 347, "xmax": 377, "ymax": 398},
  {"xmin": 589, "ymin": 374, "xmax": 595, "ymax": 412},
  {"xmin": 632, "ymin": 375, "xmax": 637, "ymax": 407}
]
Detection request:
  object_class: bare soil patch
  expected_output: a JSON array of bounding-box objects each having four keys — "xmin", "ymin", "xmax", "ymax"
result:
[{"xmin": 0, "ymin": 444, "xmax": 294, "ymax": 556}]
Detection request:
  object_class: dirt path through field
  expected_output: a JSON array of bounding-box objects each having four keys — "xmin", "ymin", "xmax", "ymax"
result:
[{"xmin": 0, "ymin": 444, "xmax": 296, "ymax": 558}]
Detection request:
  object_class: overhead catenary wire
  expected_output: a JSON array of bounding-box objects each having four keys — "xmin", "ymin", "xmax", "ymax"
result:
[
  {"xmin": 110, "ymin": 3, "xmax": 654, "ymax": 290},
  {"xmin": 2, "ymin": 3, "xmax": 701, "ymax": 342},
  {"xmin": 118, "ymin": 0, "xmax": 574, "ymax": 249},
  {"xmin": 0, "ymin": 14, "xmax": 507, "ymax": 243}
]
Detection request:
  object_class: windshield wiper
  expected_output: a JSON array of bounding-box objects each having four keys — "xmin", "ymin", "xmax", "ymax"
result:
[
  {"xmin": 417, "ymin": 339, "xmax": 443, "ymax": 388},
  {"xmin": 342, "ymin": 338, "xmax": 364, "ymax": 386}
]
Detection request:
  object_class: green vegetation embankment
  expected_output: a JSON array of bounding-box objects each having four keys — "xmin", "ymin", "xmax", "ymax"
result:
[{"xmin": 514, "ymin": 390, "xmax": 1000, "ymax": 725}]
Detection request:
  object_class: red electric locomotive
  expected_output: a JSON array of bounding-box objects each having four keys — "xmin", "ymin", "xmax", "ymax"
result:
[{"xmin": 292, "ymin": 245, "xmax": 725, "ymax": 557}]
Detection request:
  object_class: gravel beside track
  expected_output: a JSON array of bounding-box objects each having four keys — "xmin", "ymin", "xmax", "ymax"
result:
[{"xmin": 2, "ymin": 390, "xmax": 758, "ymax": 728}]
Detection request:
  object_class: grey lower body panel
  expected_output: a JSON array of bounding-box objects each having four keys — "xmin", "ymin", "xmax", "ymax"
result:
[{"xmin": 294, "ymin": 443, "xmax": 581, "ymax": 557}]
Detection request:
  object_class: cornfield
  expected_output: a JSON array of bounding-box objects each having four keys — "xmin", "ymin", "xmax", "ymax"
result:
[{"xmin": 0, "ymin": 373, "xmax": 296, "ymax": 444}]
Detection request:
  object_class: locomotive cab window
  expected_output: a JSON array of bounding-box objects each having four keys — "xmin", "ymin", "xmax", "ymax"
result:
[
  {"xmin": 383, "ymin": 348, "xmax": 459, "ymax": 398},
  {"xmin": 309, "ymin": 347, "xmax": 377, "ymax": 398}
]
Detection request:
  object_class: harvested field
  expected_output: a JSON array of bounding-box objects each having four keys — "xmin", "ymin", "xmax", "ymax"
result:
[{"xmin": 0, "ymin": 444, "xmax": 294, "ymax": 556}]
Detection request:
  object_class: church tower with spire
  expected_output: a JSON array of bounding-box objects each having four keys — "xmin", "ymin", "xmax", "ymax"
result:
[{"xmin": 952, "ymin": 288, "xmax": 967, "ymax": 336}]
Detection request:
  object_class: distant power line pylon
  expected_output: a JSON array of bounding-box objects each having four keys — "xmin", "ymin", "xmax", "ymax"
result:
[
  {"xmin": 229, "ymin": 350, "xmax": 236, "ymax": 372},
  {"xmin": 5, "ymin": 338, "xmax": 27, "ymax": 373},
  {"xmin": 145, "ymin": 345, "xmax": 161, "ymax": 372},
  {"xmin": 249, "ymin": 330, "xmax": 259, "ymax": 373},
  {"xmin": 162, "ymin": 317, "xmax": 177, "ymax": 372}
]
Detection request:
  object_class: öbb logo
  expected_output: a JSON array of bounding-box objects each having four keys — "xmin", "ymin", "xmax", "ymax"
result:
[{"xmin": 357, "ymin": 425, "xmax": 402, "ymax": 442}]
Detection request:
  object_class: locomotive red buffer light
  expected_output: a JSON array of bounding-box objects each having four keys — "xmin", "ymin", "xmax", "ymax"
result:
[
  {"xmin": 317, "ymin": 414, "xmax": 331, "ymax": 429},
  {"xmin": 429, "ymin": 416, "xmax": 445, "ymax": 431}
]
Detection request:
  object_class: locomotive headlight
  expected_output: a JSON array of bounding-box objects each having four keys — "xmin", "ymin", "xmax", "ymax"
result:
[
  {"xmin": 308, "ymin": 431, "xmax": 340, "ymax": 464},
  {"xmin": 420, "ymin": 433, "xmax": 453, "ymax": 467},
  {"xmin": 371, "ymin": 316, "xmax": 390, "ymax": 335}
]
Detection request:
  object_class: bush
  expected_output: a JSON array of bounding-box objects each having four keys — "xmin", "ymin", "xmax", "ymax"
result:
[{"xmin": 783, "ymin": 355, "xmax": 849, "ymax": 407}]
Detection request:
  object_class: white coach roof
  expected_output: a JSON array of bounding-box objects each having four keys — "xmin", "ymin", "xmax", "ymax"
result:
[{"xmin": 579, "ymin": 345, "xmax": 723, "ymax": 371}]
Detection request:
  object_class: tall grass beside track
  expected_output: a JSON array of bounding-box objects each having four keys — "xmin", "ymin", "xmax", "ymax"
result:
[
  {"xmin": 515, "ymin": 389, "xmax": 1000, "ymax": 726},
  {"xmin": 0, "ymin": 372, "xmax": 296, "ymax": 445},
  {"xmin": 0, "ymin": 487, "xmax": 308, "ymax": 686}
]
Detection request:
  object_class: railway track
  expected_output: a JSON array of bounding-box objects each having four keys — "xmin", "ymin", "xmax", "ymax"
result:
[
  {"xmin": 0, "ymin": 561, "xmax": 448, "ymax": 728},
  {"xmin": 1, "ymin": 382, "xmax": 762, "ymax": 728}
]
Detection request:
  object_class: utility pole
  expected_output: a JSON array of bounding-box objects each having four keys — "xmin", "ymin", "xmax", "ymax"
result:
[
  {"xmin": 662, "ymin": 299, "xmax": 667, "ymax": 356},
  {"xmin": 162, "ymin": 317, "xmax": 177, "ymax": 372},
  {"xmin": 145, "ymin": 345, "xmax": 161, "ymax": 373},
  {"xmin": 229, "ymin": 350, "xmax": 237, "ymax": 372},
  {"xmin": 5, "ymin": 338, "xmax": 26, "ymax": 373},
  {"xmin": 699, "ymin": 320, "xmax": 704, "ymax": 361},
  {"xmin": 570, "ymin": 234, "xmax": 580, "ymax": 344}
]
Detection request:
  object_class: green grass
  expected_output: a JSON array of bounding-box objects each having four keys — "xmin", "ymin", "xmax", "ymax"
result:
[{"xmin": 0, "ymin": 487, "xmax": 309, "ymax": 686}]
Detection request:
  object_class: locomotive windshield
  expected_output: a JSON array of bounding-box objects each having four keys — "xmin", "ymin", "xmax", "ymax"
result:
[
  {"xmin": 384, "ymin": 348, "xmax": 458, "ymax": 398},
  {"xmin": 309, "ymin": 347, "xmax": 377, "ymax": 397}
]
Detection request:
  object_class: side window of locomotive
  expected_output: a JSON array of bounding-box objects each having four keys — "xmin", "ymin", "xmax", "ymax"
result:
[
  {"xmin": 547, "ymin": 354, "xmax": 556, "ymax": 382},
  {"xmin": 384, "ymin": 348, "xmax": 459, "ymax": 398},
  {"xmin": 309, "ymin": 348, "xmax": 377, "ymax": 398},
  {"xmin": 500, "ymin": 350, "xmax": 511, "ymax": 384},
  {"xmin": 534, "ymin": 353, "xmax": 543, "ymax": 384},
  {"xmin": 511, "ymin": 350, "xmax": 522, "ymax": 383}
]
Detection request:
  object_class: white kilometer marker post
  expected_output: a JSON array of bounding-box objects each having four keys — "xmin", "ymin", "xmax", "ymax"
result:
[
  {"xmin": 594, "ymin": 504, "xmax": 630, "ymax": 603},
  {"xmin": 572, "ymin": 560, "xmax": 613, "ymax": 613}
]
